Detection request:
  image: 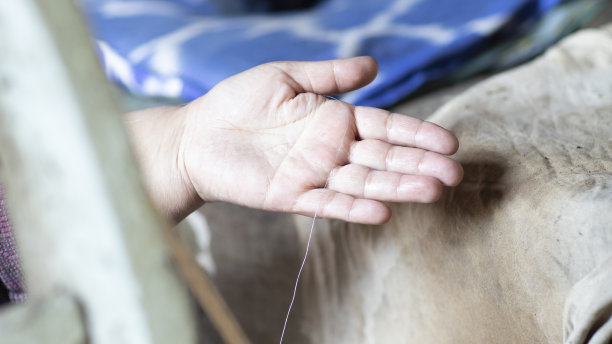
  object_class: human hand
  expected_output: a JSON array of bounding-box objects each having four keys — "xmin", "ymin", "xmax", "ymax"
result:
[{"xmin": 178, "ymin": 57, "xmax": 462, "ymax": 224}]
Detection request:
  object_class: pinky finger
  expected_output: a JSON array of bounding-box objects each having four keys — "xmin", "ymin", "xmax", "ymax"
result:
[{"xmin": 293, "ymin": 189, "xmax": 391, "ymax": 224}]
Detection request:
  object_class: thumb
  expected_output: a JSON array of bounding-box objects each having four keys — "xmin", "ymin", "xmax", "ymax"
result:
[{"xmin": 266, "ymin": 56, "xmax": 378, "ymax": 95}]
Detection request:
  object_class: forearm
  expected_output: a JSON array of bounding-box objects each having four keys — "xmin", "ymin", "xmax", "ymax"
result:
[{"xmin": 124, "ymin": 105, "xmax": 202, "ymax": 223}]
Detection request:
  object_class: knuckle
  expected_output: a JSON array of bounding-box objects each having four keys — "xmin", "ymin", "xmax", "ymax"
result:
[{"xmin": 420, "ymin": 177, "xmax": 443, "ymax": 203}]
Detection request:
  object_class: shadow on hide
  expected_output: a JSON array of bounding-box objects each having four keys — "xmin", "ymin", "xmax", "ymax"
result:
[{"xmin": 444, "ymin": 159, "xmax": 508, "ymax": 219}]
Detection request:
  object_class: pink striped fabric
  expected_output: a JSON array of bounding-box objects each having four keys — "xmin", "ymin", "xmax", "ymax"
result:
[{"xmin": 0, "ymin": 183, "xmax": 26, "ymax": 303}]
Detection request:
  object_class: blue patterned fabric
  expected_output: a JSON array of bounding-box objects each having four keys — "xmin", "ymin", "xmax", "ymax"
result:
[{"xmin": 80, "ymin": 0, "xmax": 569, "ymax": 107}]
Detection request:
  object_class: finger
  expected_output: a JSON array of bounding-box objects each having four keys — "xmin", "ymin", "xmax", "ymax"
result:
[
  {"xmin": 293, "ymin": 189, "xmax": 391, "ymax": 224},
  {"xmin": 327, "ymin": 164, "xmax": 443, "ymax": 203},
  {"xmin": 266, "ymin": 56, "xmax": 378, "ymax": 95},
  {"xmin": 354, "ymin": 106, "xmax": 459, "ymax": 155},
  {"xmin": 349, "ymin": 139, "xmax": 463, "ymax": 186}
]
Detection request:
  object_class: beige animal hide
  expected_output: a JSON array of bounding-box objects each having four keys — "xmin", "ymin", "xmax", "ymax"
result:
[{"xmin": 296, "ymin": 26, "xmax": 612, "ymax": 344}]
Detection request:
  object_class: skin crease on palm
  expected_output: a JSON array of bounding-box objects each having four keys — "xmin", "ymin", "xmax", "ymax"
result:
[{"xmin": 125, "ymin": 57, "xmax": 464, "ymax": 225}]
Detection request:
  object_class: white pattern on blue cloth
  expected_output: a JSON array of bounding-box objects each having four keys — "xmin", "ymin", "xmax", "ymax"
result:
[{"xmin": 80, "ymin": 0, "xmax": 564, "ymax": 107}]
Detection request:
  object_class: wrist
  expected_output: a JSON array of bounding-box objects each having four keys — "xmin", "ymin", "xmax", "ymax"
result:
[{"xmin": 125, "ymin": 105, "xmax": 203, "ymax": 223}]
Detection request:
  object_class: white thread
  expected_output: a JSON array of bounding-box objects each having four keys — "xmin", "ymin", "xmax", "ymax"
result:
[
  {"xmin": 280, "ymin": 99, "xmax": 349, "ymax": 343},
  {"xmin": 279, "ymin": 211, "xmax": 318, "ymax": 344}
]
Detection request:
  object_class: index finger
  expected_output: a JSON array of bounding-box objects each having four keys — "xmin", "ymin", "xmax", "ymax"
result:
[{"xmin": 354, "ymin": 106, "xmax": 459, "ymax": 155}]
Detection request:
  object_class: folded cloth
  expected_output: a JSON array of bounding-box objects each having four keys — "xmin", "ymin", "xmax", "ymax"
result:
[
  {"xmin": 564, "ymin": 256, "xmax": 612, "ymax": 344},
  {"xmin": 78, "ymin": 0, "xmax": 584, "ymax": 108},
  {"xmin": 440, "ymin": 0, "xmax": 607, "ymax": 84}
]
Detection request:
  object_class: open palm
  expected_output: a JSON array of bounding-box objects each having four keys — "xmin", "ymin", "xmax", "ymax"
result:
[{"xmin": 181, "ymin": 57, "xmax": 462, "ymax": 224}]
